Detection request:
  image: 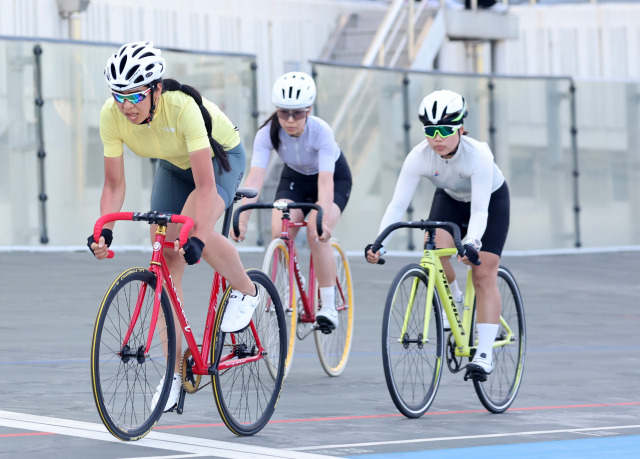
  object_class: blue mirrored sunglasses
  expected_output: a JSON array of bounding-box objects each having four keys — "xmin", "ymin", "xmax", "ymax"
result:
[
  {"xmin": 112, "ymin": 87, "xmax": 152, "ymax": 104},
  {"xmin": 424, "ymin": 125, "xmax": 461, "ymax": 139}
]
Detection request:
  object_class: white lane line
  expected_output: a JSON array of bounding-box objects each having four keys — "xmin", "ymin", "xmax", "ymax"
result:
[
  {"xmin": 292, "ymin": 424, "xmax": 640, "ymax": 451},
  {"xmin": 0, "ymin": 410, "xmax": 331, "ymax": 459}
]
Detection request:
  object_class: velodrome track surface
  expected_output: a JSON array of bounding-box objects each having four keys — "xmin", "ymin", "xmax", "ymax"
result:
[{"xmin": 1, "ymin": 248, "xmax": 639, "ymax": 458}]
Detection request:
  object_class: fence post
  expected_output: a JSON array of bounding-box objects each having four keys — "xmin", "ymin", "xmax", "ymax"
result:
[
  {"xmin": 569, "ymin": 81, "xmax": 581, "ymax": 248},
  {"xmin": 33, "ymin": 44, "xmax": 49, "ymax": 244}
]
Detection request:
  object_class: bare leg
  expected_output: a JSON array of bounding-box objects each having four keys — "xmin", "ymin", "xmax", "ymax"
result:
[
  {"xmin": 307, "ymin": 203, "xmax": 342, "ymax": 288},
  {"xmin": 471, "ymin": 251, "xmax": 501, "ymax": 324},
  {"xmin": 434, "ymin": 229, "xmax": 456, "ymax": 283}
]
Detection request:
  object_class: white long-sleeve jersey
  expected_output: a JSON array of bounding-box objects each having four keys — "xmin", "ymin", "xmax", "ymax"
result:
[{"xmin": 378, "ymin": 135, "xmax": 505, "ymax": 248}]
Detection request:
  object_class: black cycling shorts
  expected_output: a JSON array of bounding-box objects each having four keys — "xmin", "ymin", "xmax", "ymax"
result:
[
  {"xmin": 274, "ymin": 152, "xmax": 352, "ymax": 215},
  {"xmin": 428, "ymin": 181, "xmax": 510, "ymax": 256},
  {"xmin": 150, "ymin": 142, "xmax": 246, "ymax": 213}
]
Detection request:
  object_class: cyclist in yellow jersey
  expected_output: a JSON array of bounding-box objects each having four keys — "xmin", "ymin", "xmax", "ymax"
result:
[{"xmin": 88, "ymin": 41, "xmax": 259, "ymax": 412}]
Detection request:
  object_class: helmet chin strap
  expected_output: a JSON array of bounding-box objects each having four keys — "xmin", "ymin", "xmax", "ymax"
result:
[
  {"xmin": 442, "ymin": 133, "xmax": 462, "ymax": 159},
  {"xmin": 139, "ymin": 84, "xmax": 157, "ymax": 125}
]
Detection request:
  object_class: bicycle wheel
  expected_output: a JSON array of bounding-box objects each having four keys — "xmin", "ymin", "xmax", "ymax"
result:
[
  {"xmin": 262, "ymin": 238, "xmax": 296, "ymax": 379},
  {"xmin": 382, "ymin": 264, "xmax": 444, "ymax": 418},
  {"xmin": 314, "ymin": 239, "xmax": 354, "ymax": 376},
  {"xmin": 91, "ymin": 267, "xmax": 176, "ymax": 441},
  {"xmin": 211, "ymin": 269, "xmax": 286, "ymax": 436},
  {"xmin": 470, "ymin": 266, "xmax": 526, "ymax": 413}
]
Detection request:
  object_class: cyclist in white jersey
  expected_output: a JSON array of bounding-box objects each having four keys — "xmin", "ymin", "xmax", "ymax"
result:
[
  {"xmin": 366, "ymin": 89, "xmax": 510, "ymax": 378},
  {"xmin": 233, "ymin": 71, "xmax": 352, "ymax": 330}
]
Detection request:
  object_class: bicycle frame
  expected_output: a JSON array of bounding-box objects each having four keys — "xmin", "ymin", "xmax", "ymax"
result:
[
  {"xmin": 415, "ymin": 244, "xmax": 516, "ymax": 358},
  {"xmin": 415, "ymin": 245, "xmax": 474, "ymax": 358},
  {"xmin": 252, "ymin": 201, "xmax": 348, "ymax": 325},
  {"xmin": 94, "ymin": 212, "xmax": 265, "ymax": 378},
  {"xmin": 373, "ymin": 220, "xmax": 516, "ymax": 359},
  {"xmin": 277, "ymin": 216, "xmax": 318, "ymax": 323}
]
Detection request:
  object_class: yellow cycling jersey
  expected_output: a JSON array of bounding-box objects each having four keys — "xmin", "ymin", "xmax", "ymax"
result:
[{"xmin": 100, "ymin": 90, "xmax": 241, "ymax": 170}]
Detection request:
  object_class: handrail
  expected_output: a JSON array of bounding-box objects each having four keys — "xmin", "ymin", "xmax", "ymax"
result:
[{"xmin": 362, "ymin": 0, "xmax": 405, "ymax": 66}]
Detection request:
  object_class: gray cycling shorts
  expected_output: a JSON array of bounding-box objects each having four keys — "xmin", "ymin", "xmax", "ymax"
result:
[{"xmin": 150, "ymin": 142, "xmax": 246, "ymax": 213}]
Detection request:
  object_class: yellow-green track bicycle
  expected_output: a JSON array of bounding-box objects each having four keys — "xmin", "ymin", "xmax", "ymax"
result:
[{"xmin": 369, "ymin": 220, "xmax": 525, "ymax": 418}]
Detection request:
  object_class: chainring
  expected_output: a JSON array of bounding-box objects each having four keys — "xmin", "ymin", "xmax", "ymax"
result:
[
  {"xmin": 446, "ymin": 332, "xmax": 464, "ymax": 373},
  {"xmin": 181, "ymin": 349, "xmax": 202, "ymax": 394}
]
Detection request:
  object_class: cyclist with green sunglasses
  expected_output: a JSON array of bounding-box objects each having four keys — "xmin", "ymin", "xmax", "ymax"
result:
[{"xmin": 365, "ymin": 89, "xmax": 510, "ymax": 380}]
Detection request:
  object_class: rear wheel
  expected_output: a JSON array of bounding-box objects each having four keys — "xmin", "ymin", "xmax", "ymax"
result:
[
  {"xmin": 91, "ymin": 267, "xmax": 175, "ymax": 441},
  {"xmin": 314, "ymin": 239, "xmax": 354, "ymax": 376},
  {"xmin": 381, "ymin": 264, "xmax": 444, "ymax": 418},
  {"xmin": 211, "ymin": 269, "xmax": 286, "ymax": 436},
  {"xmin": 262, "ymin": 238, "xmax": 296, "ymax": 379},
  {"xmin": 470, "ymin": 266, "xmax": 526, "ymax": 413}
]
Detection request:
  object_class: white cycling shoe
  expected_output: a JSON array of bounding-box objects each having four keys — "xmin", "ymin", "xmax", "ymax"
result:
[
  {"xmin": 220, "ymin": 287, "xmax": 260, "ymax": 333},
  {"xmin": 151, "ymin": 373, "xmax": 181, "ymax": 413},
  {"xmin": 316, "ymin": 305, "xmax": 339, "ymax": 329},
  {"xmin": 467, "ymin": 352, "xmax": 494, "ymax": 375}
]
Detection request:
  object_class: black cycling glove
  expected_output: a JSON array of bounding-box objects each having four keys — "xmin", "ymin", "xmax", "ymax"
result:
[
  {"xmin": 463, "ymin": 243, "xmax": 481, "ymax": 266},
  {"xmin": 182, "ymin": 237, "xmax": 205, "ymax": 265},
  {"xmin": 87, "ymin": 229, "xmax": 113, "ymax": 255}
]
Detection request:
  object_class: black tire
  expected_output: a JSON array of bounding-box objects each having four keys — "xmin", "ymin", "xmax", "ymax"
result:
[
  {"xmin": 91, "ymin": 267, "xmax": 176, "ymax": 441},
  {"xmin": 211, "ymin": 269, "xmax": 286, "ymax": 436},
  {"xmin": 381, "ymin": 264, "xmax": 444, "ymax": 418},
  {"xmin": 470, "ymin": 266, "xmax": 526, "ymax": 413}
]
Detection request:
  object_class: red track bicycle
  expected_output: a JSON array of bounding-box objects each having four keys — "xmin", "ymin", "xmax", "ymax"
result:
[
  {"xmin": 89, "ymin": 189, "xmax": 286, "ymax": 440},
  {"xmin": 233, "ymin": 201, "xmax": 354, "ymax": 378}
]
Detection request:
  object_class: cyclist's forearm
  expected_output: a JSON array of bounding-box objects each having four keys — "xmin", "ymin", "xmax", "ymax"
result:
[
  {"xmin": 99, "ymin": 184, "xmax": 126, "ymax": 230},
  {"xmin": 239, "ymin": 167, "xmax": 267, "ymax": 222},
  {"xmin": 317, "ymin": 172, "xmax": 334, "ymax": 215}
]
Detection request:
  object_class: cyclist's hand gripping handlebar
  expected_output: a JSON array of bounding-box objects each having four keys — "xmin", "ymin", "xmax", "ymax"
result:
[
  {"xmin": 233, "ymin": 201, "xmax": 324, "ymax": 240},
  {"xmin": 93, "ymin": 212, "xmax": 194, "ymax": 259},
  {"xmin": 365, "ymin": 220, "xmax": 480, "ymax": 266}
]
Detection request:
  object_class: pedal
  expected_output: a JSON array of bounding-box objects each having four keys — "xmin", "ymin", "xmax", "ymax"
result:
[
  {"xmin": 463, "ymin": 366, "xmax": 489, "ymax": 383},
  {"xmin": 314, "ymin": 317, "xmax": 335, "ymax": 334},
  {"xmin": 175, "ymin": 387, "xmax": 187, "ymax": 415}
]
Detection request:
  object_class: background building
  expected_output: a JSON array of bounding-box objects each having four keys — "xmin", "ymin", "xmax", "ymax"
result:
[{"xmin": 0, "ymin": 0, "xmax": 638, "ymax": 251}]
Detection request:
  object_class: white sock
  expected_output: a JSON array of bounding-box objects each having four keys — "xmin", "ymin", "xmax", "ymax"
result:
[
  {"xmin": 449, "ymin": 280, "xmax": 463, "ymax": 303},
  {"xmin": 320, "ymin": 286, "xmax": 335, "ymax": 310},
  {"xmin": 475, "ymin": 323, "xmax": 499, "ymax": 361}
]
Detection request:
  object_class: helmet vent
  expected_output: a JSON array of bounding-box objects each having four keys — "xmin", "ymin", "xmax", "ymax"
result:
[
  {"xmin": 125, "ymin": 64, "xmax": 140, "ymax": 81},
  {"xmin": 119, "ymin": 55, "xmax": 128, "ymax": 74}
]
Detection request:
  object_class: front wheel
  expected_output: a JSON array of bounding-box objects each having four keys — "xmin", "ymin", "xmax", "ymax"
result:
[
  {"xmin": 211, "ymin": 269, "xmax": 286, "ymax": 436},
  {"xmin": 382, "ymin": 264, "xmax": 444, "ymax": 418},
  {"xmin": 262, "ymin": 238, "xmax": 296, "ymax": 379},
  {"xmin": 314, "ymin": 239, "xmax": 354, "ymax": 376},
  {"xmin": 470, "ymin": 266, "xmax": 526, "ymax": 413},
  {"xmin": 90, "ymin": 267, "xmax": 176, "ymax": 441}
]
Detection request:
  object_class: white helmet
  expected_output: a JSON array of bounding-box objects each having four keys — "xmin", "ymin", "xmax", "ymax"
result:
[
  {"xmin": 271, "ymin": 71, "xmax": 316, "ymax": 109},
  {"xmin": 418, "ymin": 89, "xmax": 467, "ymax": 126},
  {"xmin": 104, "ymin": 41, "xmax": 166, "ymax": 92}
]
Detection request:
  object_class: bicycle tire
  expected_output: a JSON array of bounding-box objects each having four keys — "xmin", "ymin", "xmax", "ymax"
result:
[
  {"xmin": 91, "ymin": 267, "xmax": 176, "ymax": 441},
  {"xmin": 211, "ymin": 269, "xmax": 286, "ymax": 436},
  {"xmin": 381, "ymin": 264, "xmax": 444, "ymax": 418},
  {"xmin": 470, "ymin": 266, "xmax": 526, "ymax": 413},
  {"xmin": 314, "ymin": 239, "xmax": 354, "ymax": 377},
  {"xmin": 262, "ymin": 238, "xmax": 296, "ymax": 380}
]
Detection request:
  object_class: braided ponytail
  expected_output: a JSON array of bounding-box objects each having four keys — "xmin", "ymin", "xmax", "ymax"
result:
[{"xmin": 162, "ymin": 78, "xmax": 232, "ymax": 172}]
